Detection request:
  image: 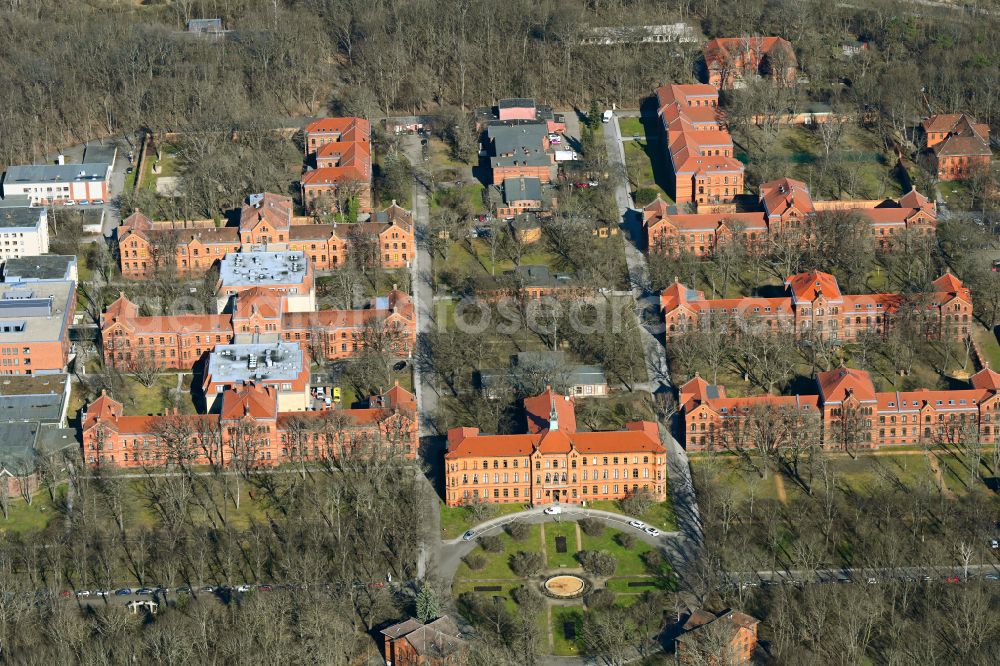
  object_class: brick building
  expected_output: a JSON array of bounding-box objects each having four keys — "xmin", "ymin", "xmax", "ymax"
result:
[
  {"xmin": 486, "ymin": 122, "xmax": 554, "ymax": 185},
  {"xmin": 662, "ymin": 270, "xmax": 972, "ymax": 342},
  {"xmin": 82, "ymin": 381, "xmax": 418, "ymax": 467},
  {"xmin": 920, "ymin": 114, "xmax": 992, "ymax": 182},
  {"xmin": 301, "ymin": 117, "xmax": 372, "ymax": 213},
  {"xmin": 444, "ymin": 387, "xmax": 666, "ymax": 507},
  {"xmin": 0, "ymin": 280, "xmax": 76, "ymax": 375},
  {"xmin": 100, "ymin": 287, "xmax": 415, "ymax": 371},
  {"xmin": 202, "ymin": 342, "xmax": 311, "ymax": 412},
  {"xmin": 381, "ymin": 616, "xmax": 467, "ymax": 666},
  {"xmin": 117, "ymin": 195, "xmax": 414, "ymax": 278},
  {"xmin": 703, "ymin": 36, "xmax": 797, "ymax": 89},
  {"xmin": 676, "ymin": 609, "xmax": 760, "ymax": 664},
  {"xmin": 644, "ymin": 179, "xmax": 937, "ymax": 256},
  {"xmin": 655, "ymin": 84, "xmax": 744, "ymax": 206},
  {"xmin": 679, "ymin": 364, "xmax": 1000, "ymax": 452}
]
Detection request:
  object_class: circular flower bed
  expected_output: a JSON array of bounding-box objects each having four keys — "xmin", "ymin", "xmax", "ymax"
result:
[{"xmin": 542, "ymin": 574, "xmax": 589, "ymax": 599}]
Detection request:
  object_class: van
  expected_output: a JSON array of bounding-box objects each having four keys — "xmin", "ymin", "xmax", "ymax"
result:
[{"xmin": 602, "ymin": 110, "xmax": 613, "ymax": 123}]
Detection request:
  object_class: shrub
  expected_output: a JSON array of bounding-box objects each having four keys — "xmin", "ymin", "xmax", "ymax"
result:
[
  {"xmin": 505, "ymin": 521, "xmax": 530, "ymax": 541},
  {"xmin": 510, "ymin": 551, "xmax": 545, "ymax": 577},
  {"xmin": 578, "ymin": 550, "xmax": 617, "ymax": 577},
  {"xmin": 464, "ymin": 553, "xmax": 487, "ymax": 571},
  {"xmin": 512, "ymin": 584, "xmax": 545, "ymax": 613},
  {"xmin": 620, "ymin": 490, "xmax": 655, "ymax": 518},
  {"xmin": 642, "ymin": 549, "xmax": 663, "ymax": 570},
  {"xmin": 633, "ymin": 187, "xmax": 660, "ymax": 207},
  {"xmin": 579, "ymin": 518, "xmax": 605, "ymax": 537},
  {"xmin": 585, "ymin": 587, "xmax": 616, "ymax": 609},
  {"xmin": 616, "ymin": 532, "xmax": 636, "ymax": 549},
  {"xmin": 479, "ymin": 535, "xmax": 503, "ymax": 553}
]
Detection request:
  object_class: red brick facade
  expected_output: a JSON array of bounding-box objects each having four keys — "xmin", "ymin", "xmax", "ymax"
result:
[
  {"xmin": 655, "ymin": 84, "xmax": 744, "ymax": 206},
  {"xmin": 444, "ymin": 388, "xmax": 666, "ymax": 507},
  {"xmin": 662, "ymin": 271, "xmax": 973, "ymax": 343},
  {"xmin": 117, "ymin": 198, "xmax": 415, "ymax": 278},
  {"xmin": 100, "ymin": 288, "xmax": 415, "ymax": 371},
  {"xmin": 680, "ymin": 364, "xmax": 1000, "ymax": 452},
  {"xmin": 82, "ymin": 382, "xmax": 418, "ymax": 467},
  {"xmin": 644, "ymin": 180, "xmax": 937, "ymax": 257},
  {"xmin": 703, "ymin": 36, "xmax": 797, "ymax": 89},
  {"xmin": 301, "ymin": 117, "xmax": 372, "ymax": 213},
  {"xmin": 921, "ymin": 114, "xmax": 992, "ymax": 182}
]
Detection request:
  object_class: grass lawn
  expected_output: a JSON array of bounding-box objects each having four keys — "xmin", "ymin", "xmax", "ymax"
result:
[
  {"xmin": 431, "ymin": 183, "xmax": 486, "ymax": 215},
  {"xmin": 618, "ymin": 118, "xmax": 645, "ymax": 137},
  {"xmin": 623, "ymin": 140, "xmax": 671, "ymax": 203},
  {"xmin": 544, "ymin": 520, "xmax": 581, "ymax": 568},
  {"xmin": 579, "ymin": 527, "xmax": 654, "ymax": 577},
  {"xmin": 140, "ymin": 142, "xmax": 181, "ymax": 192},
  {"xmin": 604, "ymin": 576, "xmax": 668, "ymax": 593},
  {"xmin": 585, "ymin": 499, "xmax": 677, "ymax": 532},
  {"xmin": 1, "ymin": 479, "xmax": 272, "ymax": 534},
  {"xmin": 972, "ymin": 325, "xmax": 1000, "ymax": 369},
  {"xmin": 452, "ymin": 581, "xmax": 521, "ymax": 612},
  {"xmin": 551, "ymin": 607, "xmax": 584, "ymax": 656},
  {"xmin": 439, "ymin": 501, "xmax": 528, "ymax": 540},
  {"xmin": 829, "ymin": 454, "xmax": 935, "ymax": 495},
  {"xmin": 454, "ymin": 524, "xmax": 543, "ymax": 582},
  {"xmin": 427, "ymin": 137, "xmax": 475, "ymax": 174}
]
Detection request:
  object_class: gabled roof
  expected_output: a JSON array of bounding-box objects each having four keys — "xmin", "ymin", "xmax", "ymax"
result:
[
  {"xmin": 83, "ymin": 391, "xmax": 124, "ymax": 430},
  {"xmin": 897, "ymin": 187, "xmax": 933, "ymax": 212},
  {"xmin": 970, "ymin": 364, "xmax": 1000, "ymax": 390},
  {"xmin": 304, "ymin": 117, "xmax": 371, "ymax": 139},
  {"xmin": 704, "ymin": 36, "xmax": 796, "ymax": 68},
  {"xmin": 240, "ymin": 193, "xmax": 293, "ymax": 232},
  {"xmin": 102, "ymin": 292, "xmax": 139, "ymax": 324},
  {"xmin": 122, "ymin": 210, "xmax": 154, "ymax": 230},
  {"xmin": 233, "ymin": 287, "xmax": 284, "ymax": 320},
  {"xmin": 660, "ymin": 281, "xmax": 705, "ymax": 313},
  {"xmin": 816, "ymin": 366, "xmax": 877, "ymax": 404},
  {"xmin": 220, "ymin": 383, "xmax": 277, "ymax": 420},
  {"xmin": 932, "ymin": 271, "xmax": 965, "ymax": 293},
  {"xmin": 785, "ymin": 270, "xmax": 842, "ymax": 303},
  {"xmin": 759, "ymin": 177, "xmax": 815, "ymax": 217},
  {"xmin": 524, "ymin": 387, "xmax": 577, "ymax": 433}
]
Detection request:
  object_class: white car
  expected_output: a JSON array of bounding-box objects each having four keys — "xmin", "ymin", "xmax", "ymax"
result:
[
  {"xmin": 236, "ymin": 584, "xmax": 252, "ymax": 593},
  {"xmin": 543, "ymin": 506, "xmax": 562, "ymax": 515},
  {"xmin": 628, "ymin": 520, "xmax": 646, "ymax": 530},
  {"xmin": 644, "ymin": 527, "xmax": 662, "ymax": 538},
  {"xmin": 548, "ymin": 133, "xmax": 562, "ymax": 144}
]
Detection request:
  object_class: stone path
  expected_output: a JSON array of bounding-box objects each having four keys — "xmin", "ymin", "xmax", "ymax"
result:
[
  {"xmin": 927, "ymin": 454, "xmax": 954, "ymax": 498},
  {"xmin": 774, "ymin": 473, "xmax": 788, "ymax": 505}
]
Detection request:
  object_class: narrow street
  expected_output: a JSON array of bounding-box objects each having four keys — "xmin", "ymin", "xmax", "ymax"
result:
[{"xmin": 604, "ymin": 113, "xmax": 704, "ymax": 557}]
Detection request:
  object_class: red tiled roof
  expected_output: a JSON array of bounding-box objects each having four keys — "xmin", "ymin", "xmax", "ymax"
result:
[
  {"xmin": 704, "ymin": 36, "xmax": 796, "ymax": 68},
  {"xmin": 240, "ymin": 193, "xmax": 293, "ymax": 232},
  {"xmin": 651, "ymin": 211, "xmax": 766, "ymax": 233},
  {"xmin": 971, "ymin": 366, "xmax": 1000, "ymax": 390},
  {"xmin": 785, "ymin": 270, "xmax": 842, "ymax": 303},
  {"xmin": 301, "ymin": 165, "xmax": 370, "ymax": 188},
  {"xmin": 760, "ymin": 177, "xmax": 815, "ymax": 217},
  {"xmin": 304, "ymin": 117, "xmax": 371, "ymax": 139},
  {"xmin": 524, "ymin": 387, "xmax": 577, "ymax": 433},
  {"xmin": 816, "ymin": 366, "xmax": 877, "ymax": 403},
  {"xmin": 220, "ymin": 383, "xmax": 277, "ymax": 420},
  {"xmin": 932, "ymin": 272, "xmax": 965, "ymax": 293}
]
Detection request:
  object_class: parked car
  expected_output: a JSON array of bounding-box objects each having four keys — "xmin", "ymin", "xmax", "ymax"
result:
[
  {"xmin": 115, "ymin": 589, "xmax": 132, "ymax": 596},
  {"xmin": 462, "ymin": 530, "xmax": 476, "ymax": 541},
  {"xmin": 644, "ymin": 527, "xmax": 662, "ymax": 538},
  {"xmin": 58, "ymin": 590, "xmax": 72, "ymax": 598},
  {"xmin": 992, "ymin": 259, "xmax": 1000, "ymax": 272},
  {"xmin": 136, "ymin": 588, "xmax": 154, "ymax": 595},
  {"xmin": 95, "ymin": 590, "xmax": 111, "ymax": 597},
  {"xmin": 543, "ymin": 506, "xmax": 562, "ymax": 515},
  {"xmin": 200, "ymin": 586, "xmax": 215, "ymax": 593},
  {"xmin": 258, "ymin": 584, "xmax": 273, "ymax": 592},
  {"xmin": 989, "ymin": 538, "xmax": 999, "ymax": 549},
  {"xmin": 628, "ymin": 520, "xmax": 646, "ymax": 529},
  {"xmin": 75, "ymin": 590, "xmax": 91, "ymax": 598},
  {"xmin": 984, "ymin": 573, "xmax": 1000, "ymax": 581},
  {"xmin": 602, "ymin": 110, "xmax": 613, "ymax": 123},
  {"xmin": 548, "ymin": 133, "xmax": 562, "ymax": 144},
  {"xmin": 945, "ymin": 576, "xmax": 961, "ymax": 583},
  {"xmin": 175, "ymin": 586, "xmax": 191, "ymax": 594},
  {"xmin": 573, "ymin": 182, "xmax": 591, "ymax": 189},
  {"xmin": 236, "ymin": 584, "xmax": 252, "ymax": 593}
]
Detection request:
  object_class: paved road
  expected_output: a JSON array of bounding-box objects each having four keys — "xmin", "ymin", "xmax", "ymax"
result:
[
  {"xmin": 436, "ymin": 506, "xmax": 679, "ymax": 593},
  {"xmin": 727, "ymin": 563, "xmax": 1000, "ymax": 586},
  {"xmin": 605, "ymin": 112, "xmax": 704, "ymax": 562},
  {"xmin": 403, "ymin": 135, "xmax": 440, "ymax": 434}
]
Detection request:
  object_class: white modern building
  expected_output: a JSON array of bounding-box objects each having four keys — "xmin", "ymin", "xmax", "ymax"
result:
[
  {"xmin": 0, "ymin": 207, "xmax": 49, "ymax": 260},
  {"xmin": 2, "ymin": 163, "xmax": 111, "ymax": 205}
]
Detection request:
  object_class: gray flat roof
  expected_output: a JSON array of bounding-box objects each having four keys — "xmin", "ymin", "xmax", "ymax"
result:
[
  {"xmin": 0, "ymin": 423, "xmax": 76, "ymax": 469},
  {"xmin": 0, "ymin": 280, "xmax": 74, "ymax": 343},
  {"xmin": 3, "ymin": 255, "xmax": 77, "ymax": 282},
  {"xmin": 0, "ymin": 392, "xmax": 64, "ymax": 424},
  {"xmin": 206, "ymin": 342, "xmax": 304, "ymax": 384},
  {"xmin": 219, "ymin": 251, "xmax": 308, "ymax": 287},
  {"xmin": 499, "ymin": 98, "xmax": 536, "ymax": 109},
  {"xmin": 0, "ymin": 195, "xmax": 34, "ymax": 209},
  {"xmin": 488, "ymin": 122, "xmax": 549, "ymax": 155},
  {"xmin": 3, "ymin": 163, "xmax": 110, "ymax": 184},
  {"xmin": 503, "ymin": 177, "xmax": 542, "ymax": 203},
  {"xmin": 0, "ymin": 206, "xmax": 45, "ymax": 230},
  {"xmin": 83, "ymin": 142, "xmax": 117, "ymax": 165}
]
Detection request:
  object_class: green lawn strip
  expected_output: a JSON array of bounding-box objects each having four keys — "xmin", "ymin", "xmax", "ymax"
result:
[
  {"xmin": 454, "ymin": 526, "xmax": 543, "ymax": 582},
  {"xmin": 618, "ymin": 118, "xmax": 645, "ymax": 137},
  {"xmin": 121, "ymin": 373, "xmax": 185, "ymax": 416},
  {"xmin": 439, "ymin": 501, "xmax": 528, "ymax": 540},
  {"xmin": 545, "ymin": 521, "xmax": 582, "ymax": 568},
  {"xmin": 623, "ymin": 141, "xmax": 670, "ymax": 201},
  {"xmin": 603, "ymin": 576, "xmax": 667, "ymax": 593},
  {"xmin": 431, "ymin": 182, "xmax": 485, "ymax": 214},
  {"xmin": 579, "ymin": 528, "xmax": 652, "ymax": 577},
  {"xmin": 551, "ymin": 606, "xmax": 584, "ymax": 656},
  {"xmin": 972, "ymin": 326, "xmax": 1000, "ymax": 368},
  {"xmin": 584, "ymin": 499, "xmax": 677, "ymax": 532}
]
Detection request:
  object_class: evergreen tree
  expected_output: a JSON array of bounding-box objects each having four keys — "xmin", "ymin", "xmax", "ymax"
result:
[
  {"xmin": 587, "ymin": 99, "xmax": 602, "ymax": 130},
  {"xmin": 416, "ymin": 583, "xmax": 440, "ymax": 623}
]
